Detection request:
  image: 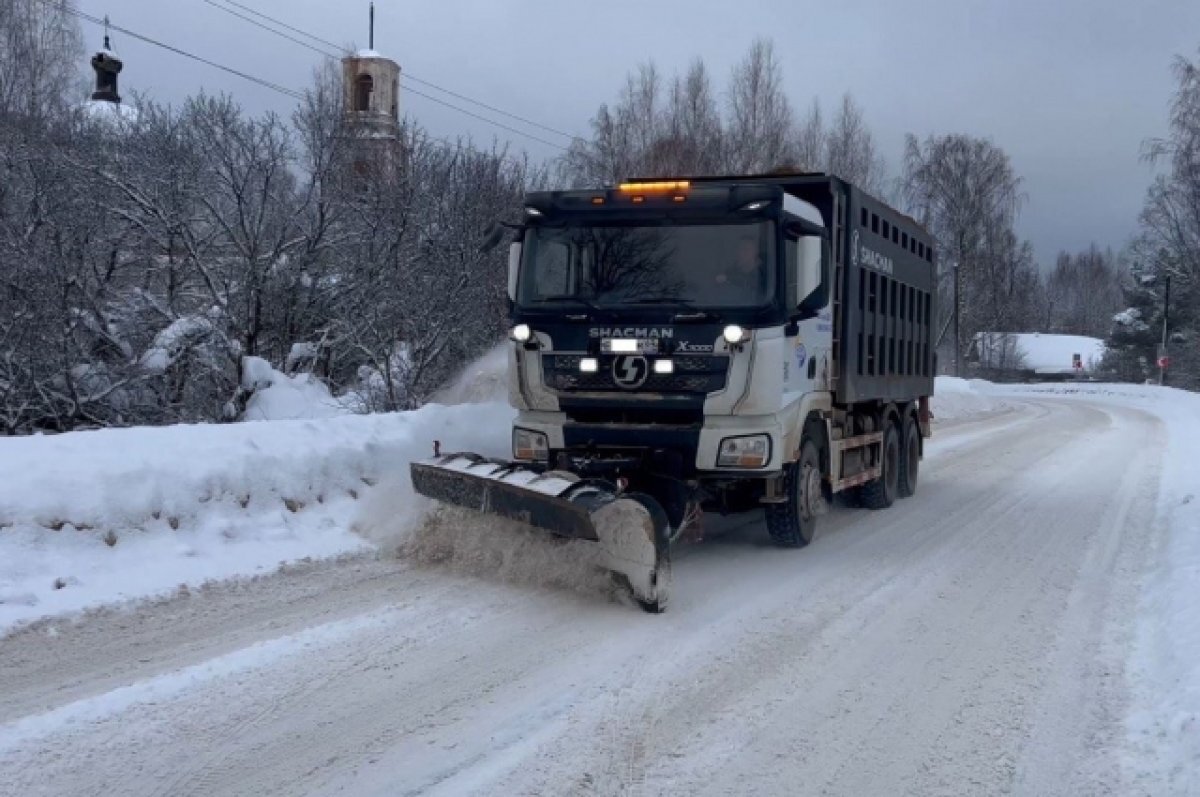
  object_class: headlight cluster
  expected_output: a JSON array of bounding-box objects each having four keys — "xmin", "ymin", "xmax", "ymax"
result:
[
  {"xmin": 513, "ymin": 428, "xmax": 549, "ymax": 461},
  {"xmin": 717, "ymin": 434, "xmax": 770, "ymax": 468}
]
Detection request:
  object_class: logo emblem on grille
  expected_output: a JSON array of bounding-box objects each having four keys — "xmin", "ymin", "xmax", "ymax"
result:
[{"xmin": 612, "ymin": 355, "xmax": 649, "ymax": 389}]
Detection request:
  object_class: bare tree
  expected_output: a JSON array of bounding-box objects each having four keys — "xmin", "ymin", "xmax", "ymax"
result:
[
  {"xmin": 1042, "ymin": 246, "xmax": 1123, "ymax": 337},
  {"xmin": 726, "ymin": 39, "xmax": 795, "ymax": 172},
  {"xmin": 902, "ymin": 133, "xmax": 1025, "ymax": 370},
  {"xmin": 331, "ymin": 131, "xmax": 530, "ymax": 411},
  {"xmin": 793, "ymin": 99, "xmax": 825, "ymax": 172},
  {"xmin": 824, "ymin": 94, "xmax": 885, "ymax": 193},
  {"xmin": 660, "ymin": 59, "xmax": 724, "ymax": 174},
  {"xmin": 0, "ymin": 0, "xmax": 83, "ymax": 121}
]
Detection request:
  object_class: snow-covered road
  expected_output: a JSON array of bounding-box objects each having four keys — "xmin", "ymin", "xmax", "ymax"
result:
[{"xmin": 0, "ymin": 395, "xmax": 1178, "ymax": 795}]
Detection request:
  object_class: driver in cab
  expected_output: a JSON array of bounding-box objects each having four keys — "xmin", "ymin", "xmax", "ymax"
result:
[{"xmin": 712, "ymin": 234, "xmax": 768, "ymax": 299}]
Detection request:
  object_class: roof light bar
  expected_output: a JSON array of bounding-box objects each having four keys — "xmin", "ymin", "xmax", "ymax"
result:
[{"xmin": 618, "ymin": 180, "xmax": 691, "ymax": 193}]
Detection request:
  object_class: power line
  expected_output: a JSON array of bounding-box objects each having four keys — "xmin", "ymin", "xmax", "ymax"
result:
[
  {"xmin": 200, "ymin": 0, "xmax": 333, "ymax": 61},
  {"xmin": 214, "ymin": 0, "xmax": 344, "ymax": 52},
  {"xmin": 41, "ymin": 0, "xmax": 305, "ymax": 100},
  {"xmin": 402, "ymin": 74, "xmax": 578, "ymax": 145},
  {"xmin": 203, "ymin": 0, "xmax": 581, "ymax": 146},
  {"xmin": 400, "ymin": 85, "xmax": 567, "ymax": 151}
]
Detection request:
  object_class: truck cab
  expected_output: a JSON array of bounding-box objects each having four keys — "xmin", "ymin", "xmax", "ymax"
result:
[{"xmin": 503, "ymin": 178, "xmax": 838, "ymax": 530}]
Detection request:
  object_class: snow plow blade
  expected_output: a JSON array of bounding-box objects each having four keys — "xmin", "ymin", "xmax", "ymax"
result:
[{"xmin": 410, "ymin": 453, "xmax": 671, "ymax": 612}]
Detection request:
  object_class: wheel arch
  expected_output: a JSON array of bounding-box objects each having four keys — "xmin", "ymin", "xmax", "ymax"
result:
[{"xmin": 782, "ymin": 391, "xmax": 833, "ymax": 465}]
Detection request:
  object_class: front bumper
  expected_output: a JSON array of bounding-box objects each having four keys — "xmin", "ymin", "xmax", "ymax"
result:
[{"xmin": 513, "ymin": 411, "xmax": 784, "ymax": 475}]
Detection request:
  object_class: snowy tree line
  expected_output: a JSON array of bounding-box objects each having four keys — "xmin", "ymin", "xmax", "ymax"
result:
[
  {"xmin": 0, "ymin": 2, "xmax": 531, "ymax": 433},
  {"xmin": 2, "ymin": 11, "xmax": 1192, "ymax": 434}
]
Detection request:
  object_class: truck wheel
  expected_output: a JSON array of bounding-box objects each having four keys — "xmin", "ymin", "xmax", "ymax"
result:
[
  {"xmin": 897, "ymin": 416, "xmax": 920, "ymax": 498},
  {"xmin": 766, "ymin": 439, "xmax": 822, "ymax": 548},
  {"xmin": 859, "ymin": 420, "xmax": 899, "ymax": 510}
]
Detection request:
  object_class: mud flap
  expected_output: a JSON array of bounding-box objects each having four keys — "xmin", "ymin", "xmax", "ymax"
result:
[{"xmin": 410, "ymin": 455, "xmax": 672, "ymax": 612}]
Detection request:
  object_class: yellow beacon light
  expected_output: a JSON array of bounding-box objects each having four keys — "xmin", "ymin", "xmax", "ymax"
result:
[{"xmin": 617, "ymin": 180, "xmax": 691, "ymax": 193}]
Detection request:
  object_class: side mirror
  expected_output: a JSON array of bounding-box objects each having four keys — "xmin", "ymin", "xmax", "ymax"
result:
[
  {"xmin": 479, "ymin": 222, "xmax": 506, "ymax": 254},
  {"xmin": 795, "ymin": 236, "xmax": 828, "ymax": 315},
  {"xmin": 507, "ymin": 241, "xmax": 522, "ymax": 301}
]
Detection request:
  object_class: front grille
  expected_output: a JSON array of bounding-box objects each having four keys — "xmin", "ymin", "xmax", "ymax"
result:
[
  {"xmin": 564, "ymin": 405, "xmax": 703, "ymax": 426},
  {"xmin": 543, "ymin": 353, "xmax": 729, "ymax": 395}
]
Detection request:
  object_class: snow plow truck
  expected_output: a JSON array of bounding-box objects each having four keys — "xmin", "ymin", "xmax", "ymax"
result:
[{"xmin": 411, "ymin": 173, "xmax": 936, "ymax": 612}]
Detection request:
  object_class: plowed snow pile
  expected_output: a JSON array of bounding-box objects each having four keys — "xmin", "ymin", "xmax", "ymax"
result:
[
  {"xmin": 0, "ymin": 356, "xmax": 514, "ymax": 634},
  {"xmin": 930, "ymin": 376, "xmax": 1008, "ymax": 421}
]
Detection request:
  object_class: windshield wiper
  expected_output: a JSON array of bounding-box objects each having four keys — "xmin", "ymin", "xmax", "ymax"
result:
[
  {"xmin": 626, "ymin": 296, "xmax": 721, "ymax": 321},
  {"xmin": 532, "ymin": 295, "xmax": 620, "ymax": 320},
  {"xmin": 534, "ymin": 295, "xmax": 602, "ymax": 312}
]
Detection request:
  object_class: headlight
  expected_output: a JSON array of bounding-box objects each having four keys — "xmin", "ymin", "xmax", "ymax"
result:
[
  {"xmin": 717, "ymin": 434, "xmax": 771, "ymax": 468},
  {"xmin": 723, "ymin": 324, "xmax": 746, "ymax": 345},
  {"xmin": 511, "ymin": 323, "xmax": 532, "ymax": 343},
  {"xmin": 513, "ymin": 427, "xmax": 549, "ymax": 461}
]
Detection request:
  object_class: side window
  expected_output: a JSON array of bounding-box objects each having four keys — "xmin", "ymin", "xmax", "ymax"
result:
[{"xmin": 532, "ymin": 240, "xmax": 571, "ymax": 297}]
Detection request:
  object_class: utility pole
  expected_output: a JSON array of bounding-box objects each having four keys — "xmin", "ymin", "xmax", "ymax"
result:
[
  {"xmin": 953, "ymin": 264, "xmax": 962, "ymax": 377},
  {"xmin": 1159, "ymin": 274, "xmax": 1172, "ymax": 386}
]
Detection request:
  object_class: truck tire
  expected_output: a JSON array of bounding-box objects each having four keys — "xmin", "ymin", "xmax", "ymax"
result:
[
  {"xmin": 766, "ymin": 439, "xmax": 821, "ymax": 548},
  {"xmin": 898, "ymin": 416, "xmax": 920, "ymax": 498},
  {"xmin": 860, "ymin": 419, "xmax": 899, "ymax": 510}
]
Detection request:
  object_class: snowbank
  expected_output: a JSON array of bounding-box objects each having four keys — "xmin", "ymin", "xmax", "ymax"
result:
[
  {"xmin": 931, "ymin": 376, "xmax": 1008, "ymax": 421},
  {"xmin": 240, "ymin": 356, "xmax": 348, "ymax": 421},
  {"xmin": 0, "ymin": 401, "xmax": 515, "ymax": 633}
]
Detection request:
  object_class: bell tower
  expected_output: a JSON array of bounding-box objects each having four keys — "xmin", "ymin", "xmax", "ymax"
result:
[
  {"xmin": 90, "ymin": 21, "xmax": 123, "ymax": 104},
  {"xmin": 341, "ymin": 3, "xmax": 401, "ymax": 178}
]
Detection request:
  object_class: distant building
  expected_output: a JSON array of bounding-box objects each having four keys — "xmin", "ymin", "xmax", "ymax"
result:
[
  {"xmin": 968, "ymin": 332, "xmax": 1106, "ymax": 381},
  {"xmin": 341, "ymin": 4, "xmax": 401, "ymax": 179}
]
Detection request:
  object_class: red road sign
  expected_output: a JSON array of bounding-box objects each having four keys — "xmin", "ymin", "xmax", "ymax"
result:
[{"xmin": 1158, "ymin": 356, "xmax": 1171, "ymax": 369}]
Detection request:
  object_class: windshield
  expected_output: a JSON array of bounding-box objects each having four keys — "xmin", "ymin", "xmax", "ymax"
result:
[{"xmin": 518, "ymin": 222, "xmax": 776, "ymax": 309}]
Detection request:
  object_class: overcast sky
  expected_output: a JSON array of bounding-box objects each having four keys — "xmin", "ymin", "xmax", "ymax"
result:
[{"xmin": 78, "ymin": 0, "xmax": 1199, "ymax": 266}]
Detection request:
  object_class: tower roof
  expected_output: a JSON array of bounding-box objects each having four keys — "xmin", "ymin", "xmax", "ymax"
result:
[{"xmin": 89, "ymin": 22, "xmax": 129, "ymax": 109}]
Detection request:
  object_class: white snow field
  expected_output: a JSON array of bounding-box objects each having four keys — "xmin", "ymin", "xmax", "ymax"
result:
[{"xmin": 0, "ymin": 372, "xmax": 1196, "ymax": 796}]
